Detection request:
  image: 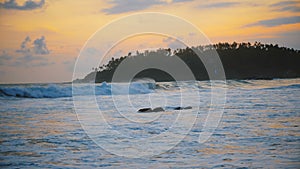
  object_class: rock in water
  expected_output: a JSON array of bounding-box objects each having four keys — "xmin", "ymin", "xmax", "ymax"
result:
[
  {"xmin": 173, "ymin": 106, "xmax": 192, "ymax": 110},
  {"xmin": 137, "ymin": 106, "xmax": 191, "ymax": 112},
  {"xmin": 152, "ymin": 107, "xmax": 164, "ymax": 112},
  {"xmin": 183, "ymin": 106, "xmax": 192, "ymax": 110},
  {"xmin": 138, "ymin": 108, "xmax": 152, "ymax": 112},
  {"xmin": 138, "ymin": 107, "xmax": 164, "ymax": 113}
]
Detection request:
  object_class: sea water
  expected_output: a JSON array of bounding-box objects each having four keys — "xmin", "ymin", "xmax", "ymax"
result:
[{"xmin": 0, "ymin": 79, "xmax": 299, "ymax": 168}]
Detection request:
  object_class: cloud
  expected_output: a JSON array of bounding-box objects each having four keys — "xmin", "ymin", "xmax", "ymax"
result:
[
  {"xmin": 16, "ymin": 36, "xmax": 31, "ymax": 54},
  {"xmin": 3, "ymin": 36, "xmax": 52, "ymax": 67},
  {"xmin": 163, "ymin": 37, "xmax": 185, "ymax": 49},
  {"xmin": 0, "ymin": 50, "xmax": 51, "ymax": 67},
  {"xmin": 16, "ymin": 36, "xmax": 50, "ymax": 55},
  {"xmin": 11, "ymin": 55, "xmax": 53, "ymax": 67},
  {"xmin": 277, "ymin": 6, "xmax": 300, "ymax": 12},
  {"xmin": 31, "ymin": 60, "xmax": 54, "ymax": 67},
  {"xmin": 270, "ymin": 1, "xmax": 298, "ymax": 7},
  {"xmin": 102, "ymin": 0, "xmax": 165, "ymax": 14},
  {"xmin": 244, "ymin": 16, "xmax": 300, "ymax": 27},
  {"xmin": 171, "ymin": 0, "xmax": 193, "ymax": 2},
  {"xmin": 0, "ymin": 0, "xmax": 45, "ymax": 10},
  {"xmin": 199, "ymin": 2, "xmax": 239, "ymax": 9},
  {"xmin": 18, "ymin": 55, "xmax": 47, "ymax": 63},
  {"xmin": 102, "ymin": 0, "xmax": 193, "ymax": 14},
  {"xmin": 33, "ymin": 36, "xmax": 50, "ymax": 55},
  {"xmin": 0, "ymin": 51, "xmax": 12, "ymax": 66},
  {"xmin": 270, "ymin": 0, "xmax": 300, "ymax": 13}
]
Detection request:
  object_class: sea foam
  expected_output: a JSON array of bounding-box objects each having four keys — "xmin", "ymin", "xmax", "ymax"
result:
[{"xmin": 0, "ymin": 82, "xmax": 155, "ymax": 98}]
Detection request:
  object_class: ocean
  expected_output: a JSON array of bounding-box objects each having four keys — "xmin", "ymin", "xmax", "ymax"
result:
[{"xmin": 0, "ymin": 79, "xmax": 299, "ymax": 168}]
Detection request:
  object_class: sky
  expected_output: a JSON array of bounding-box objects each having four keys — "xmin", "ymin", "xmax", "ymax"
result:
[{"xmin": 0, "ymin": 0, "xmax": 299, "ymax": 83}]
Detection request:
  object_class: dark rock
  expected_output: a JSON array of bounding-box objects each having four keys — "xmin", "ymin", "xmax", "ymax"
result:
[
  {"xmin": 183, "ymin": 106, "xmax": 192, "ymax": 110},
  {"xmin": 138, "ymin": 108, "xmax": 152, "ymax": 112},
  {"xmin": 152, "ymin": 107, "xmax": 164, "ymax": 112},
  {"xmin": 138, "ymin": 106, "xmax": 192, "ymax": 112},
  {"xmin": 138, "ymin": 107, "xmax": 164, "ymax": 113},
  {"xmin": 174, "ymin": 106, "xmax": 192, "ymax": 110}
]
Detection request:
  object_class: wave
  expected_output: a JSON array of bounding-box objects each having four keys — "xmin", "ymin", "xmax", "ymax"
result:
[
  {"xmin": 224, "ymin": 79, "xmax": 300, "ymax": 90},
  {"xmin": 262, "ymin": 84, "xmax": 300, "ymax": 90},
  {"xmin": 1, "ymin": 79, "xmax": 299, "ymax": 99},
  {"xmin": 0, "ymin": 82, "xmax": 155, "ymax": 98}
]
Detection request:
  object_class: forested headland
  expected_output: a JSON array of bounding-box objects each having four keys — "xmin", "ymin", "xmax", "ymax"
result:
[{"xmin": 76, "ymin": 42, "xmax": 300, "ymax": 83}]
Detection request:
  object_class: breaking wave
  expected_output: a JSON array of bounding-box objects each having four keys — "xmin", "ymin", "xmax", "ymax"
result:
[
  {"xmin": 1, "ymin": 79, "xmax": 299, "ymax": 99},
  {"xmin": 0, "ymin": 82, "xmax": 155, "ymax": 98}
]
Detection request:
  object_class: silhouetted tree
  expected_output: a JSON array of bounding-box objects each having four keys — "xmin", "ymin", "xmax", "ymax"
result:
[{"xmin": 79, "ymin": 42, "xmax": 300, "ymax": 83}]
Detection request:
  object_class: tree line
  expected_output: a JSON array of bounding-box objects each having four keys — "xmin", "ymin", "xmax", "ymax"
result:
[{"xmin": 78, "ymin": 42, "xmax": 300, "ymax": 83}]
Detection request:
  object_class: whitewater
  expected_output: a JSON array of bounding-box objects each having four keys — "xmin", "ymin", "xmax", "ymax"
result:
[
  {"xmin": 0, "ymin": 81, "xmax": 156, "ymax": 98},
  {"xmin": 0, "ymin": 79, "xmax": 299, "ymax": 168}
]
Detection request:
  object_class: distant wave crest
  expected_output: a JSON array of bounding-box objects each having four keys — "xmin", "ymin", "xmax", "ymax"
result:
[
  {"xmin": 0, "ymin": 82, "xmax": 155, "ymax": 98},
  {"xmin": 1, "ymin": 79, "xmax": 299, "ymax": 99},
  {"xmin": 263, "ymin": 84, "xmax": 300, "ymax": 90}
]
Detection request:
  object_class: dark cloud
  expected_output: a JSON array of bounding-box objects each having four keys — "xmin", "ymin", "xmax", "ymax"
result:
[
  {"xmin": 33, "ymin": 36, "xmax": 50, "ymax": 55},
  {"xmin": 277, "ymin": 6, "xmax": 300, "ymax": 12},
  {"xmin": 102, "ymin": 0, "xmax": 193, "ymax": 14},
  {"xmin": 270, "ymin": 0, "xmax": 300, "ymax": 13},
  {"xmin": 102, "ymin": 0, "xmax": 165, "ymax": 14},
  {"xmin": 270, "ymin": 1, "xmax": 299, "ymax": 7},
  {"xmin": 244, "ymin": 16, "xmax": 300, "ymax": 27},
  {"xmin": 199, "ymin": 2, "xmax": 239, "ymax": 9},
  {"xmin": 6, "ymin": 36, "xmax": 52, "ymax": 67},
  {"xmin": 16, "ymin": 36, "xmax": 31, "ymax": 54},
  {"xmin": 0, "ymin": 0, "xmax": 45, "ymax": 10},
  {"xmin": 16, "ymin": 36, "xmax": 50, "ymax": 55}
]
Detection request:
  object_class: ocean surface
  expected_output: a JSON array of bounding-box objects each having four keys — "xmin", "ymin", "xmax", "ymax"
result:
[{"xmin": 0, "ymin": 79, "xmax": 299, "ymax": 168}]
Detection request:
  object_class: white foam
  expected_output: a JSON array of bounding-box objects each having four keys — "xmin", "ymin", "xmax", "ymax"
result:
[{"xmin": 0, "ymin": 82, "xmax": 155, "ymax": 98}]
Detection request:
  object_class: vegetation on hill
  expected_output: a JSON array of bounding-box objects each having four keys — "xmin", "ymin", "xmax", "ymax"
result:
[{"xmin": 78, "ymin": 42, "xmax": 300, "ymax": 83}]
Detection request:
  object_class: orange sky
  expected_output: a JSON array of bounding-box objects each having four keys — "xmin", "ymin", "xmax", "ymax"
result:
[{"xmin": 0, "ymin": 0, "xmax": 299, "ymax": 83}]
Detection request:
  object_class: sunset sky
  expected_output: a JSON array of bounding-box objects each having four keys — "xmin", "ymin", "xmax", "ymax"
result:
[{"xmin": 0, "ymin": 0, "xmax": 299, "ymax": 83}]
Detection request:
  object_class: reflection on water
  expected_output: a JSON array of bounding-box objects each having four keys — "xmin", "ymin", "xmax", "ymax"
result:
[{"xmin": 0, "ymin": 79, "xmax": 300, "ymax": 168}]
